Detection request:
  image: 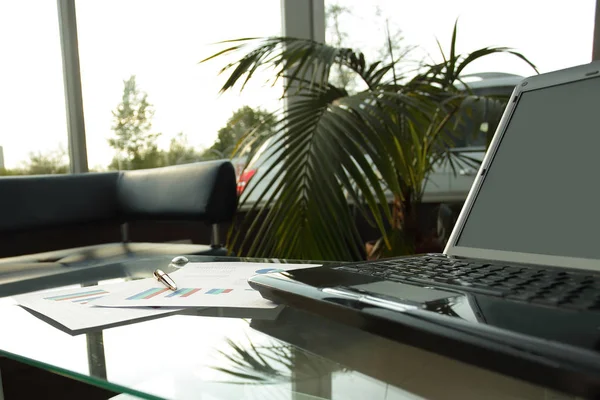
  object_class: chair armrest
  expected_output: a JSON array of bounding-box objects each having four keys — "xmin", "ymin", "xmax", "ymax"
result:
[{"xmin": 117, "ymin": 160, "xmax": 237, "ymax": 224}]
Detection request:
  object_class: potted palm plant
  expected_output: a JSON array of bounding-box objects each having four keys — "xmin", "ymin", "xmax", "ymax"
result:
[{"xmin": 203, "ymin": 23, "xmax": 536, "ymax": 261}]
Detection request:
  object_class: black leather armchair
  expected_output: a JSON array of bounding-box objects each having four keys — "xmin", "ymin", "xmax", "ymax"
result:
[{"xmin": 0, "ymin": 160, "xmax": 237, "ymax": 271}]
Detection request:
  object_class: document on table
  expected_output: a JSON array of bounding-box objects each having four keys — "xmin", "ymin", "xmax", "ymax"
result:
[
  {"xmin": 13, "ymin": 262, "xmax": 319, "ymax": 333},
  {"xmin": 14, "ymin": 280, "xmax": 182, "ymax": 333},
  {"xmin": 90, "ymin": 262, "xmax": 320, "ymax": 309}
]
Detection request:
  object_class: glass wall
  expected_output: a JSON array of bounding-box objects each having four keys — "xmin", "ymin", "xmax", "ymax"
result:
[
  {"xmin": 0, "ymin": 1, "xmax": 70, "ymax": 175},
  {"xmin": 2, "ymin": 1, "xmax": 595, "ymax": 174},
  {"xmin": 325, "ymin": 0, "xmax": 595, "ymax": 77},
  {"xmin": 74, "ymin": 0, "xmax": 282, "ymax": 171}
]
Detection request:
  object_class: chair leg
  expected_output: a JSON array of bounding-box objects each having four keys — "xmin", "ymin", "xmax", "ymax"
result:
[
  {"xmin": 120, "ymin": 223, "xmax": 129, "ymax": 243},
  {"xmin": 0, "ymin": 364, "xmax": 5, "ymax": 400},
  {"xmin": 211, "ymin": 224, "xmax": 221, "ymax": 248}
]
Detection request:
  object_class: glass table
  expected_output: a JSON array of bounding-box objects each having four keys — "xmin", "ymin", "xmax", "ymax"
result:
[{"xmin": 0, "ymin": 256, "xmax": 568, "ymax": 399}]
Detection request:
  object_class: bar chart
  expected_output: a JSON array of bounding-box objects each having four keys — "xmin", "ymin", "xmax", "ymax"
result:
[
  {"xmin": 254, "ymin": 268, "xmax": 285, "ymax": 274},
  {"xmin": 125, "ymin": 288, "xmax": 234, "ymax": 300},
  {"xmin": 44, "ymin": 289, "xmax": 109, "ymax": 305},
  {"xmin": 205, "ymin": 288, "xmax": 233, "ymax": 295}
]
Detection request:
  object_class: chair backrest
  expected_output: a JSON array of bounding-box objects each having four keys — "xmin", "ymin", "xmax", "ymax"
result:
[
  {"xmin": 0, "ymin": 172, "xmax": 120, "ymax": 233},
  {"xmin": 117, "ymin": 160, "xmax": 238, "ymax": 224},
  {"xmin": 0, "ymin": 160, "xmax": 238, "ymax": 234}
]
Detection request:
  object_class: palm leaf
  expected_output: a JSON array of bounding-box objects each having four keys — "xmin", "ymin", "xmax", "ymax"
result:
[
  {"xmin": 212, "ymin": 338, "xmax": 340, "ymax": 385},
  {"xmin": 205, "ymin": 24, "xmax": 538, "ymax": 260}
]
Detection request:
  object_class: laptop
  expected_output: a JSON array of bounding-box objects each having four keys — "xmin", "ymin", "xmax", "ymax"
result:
[{"xmin": 248, "ymin": 61, "xmax": 600, "ymax": 396}]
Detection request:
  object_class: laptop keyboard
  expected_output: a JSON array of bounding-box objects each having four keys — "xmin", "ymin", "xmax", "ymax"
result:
[{"xmin": 335, "ymin": 256, "xmax": 600, "ymax": 311}]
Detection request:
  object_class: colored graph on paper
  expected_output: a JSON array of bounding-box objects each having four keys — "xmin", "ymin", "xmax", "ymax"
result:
[
  {"xmin": 254, "ymin": 268, "xmax": 285, "ymax": 275},
  {"xmin": 125, "ymin": 288, "xmax": 234, "ymax": 300},
  {"xmin": 205, "ymin": 288, "xmax": 233, "ymax": 295},
  {"xmin": 44, "ymin": 289, "xmax": 109, "ymax": 305}
]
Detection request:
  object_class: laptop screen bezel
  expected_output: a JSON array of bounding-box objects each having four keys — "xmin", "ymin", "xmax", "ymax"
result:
[{"xmin": 444, "ymin": 62, "xmax": 600, "ymax": 271}]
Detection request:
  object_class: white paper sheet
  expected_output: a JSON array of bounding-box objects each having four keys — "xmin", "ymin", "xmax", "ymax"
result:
[
  {"xmin": 15, "ymin": 280, "xmax": 181, "ymax": 333},
  {"xmin": 91, "ymin": 263, "xmax": 320, "ymax": 309}
]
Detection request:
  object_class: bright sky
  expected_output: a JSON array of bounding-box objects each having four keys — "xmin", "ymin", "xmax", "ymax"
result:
[{"xmin": 0, "ymin": 0, "xmax": 595, "ymax": 169}]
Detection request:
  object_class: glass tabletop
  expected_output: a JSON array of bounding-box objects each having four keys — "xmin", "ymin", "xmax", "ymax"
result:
[{"xmin": 0, "ymin": 256, "xmax": 555, "ymax": 400}]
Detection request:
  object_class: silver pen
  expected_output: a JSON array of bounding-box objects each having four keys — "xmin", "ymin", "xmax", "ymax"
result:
[{"xmin": 153, "ymin": 269, "xmax": 178, "ymax": 291}]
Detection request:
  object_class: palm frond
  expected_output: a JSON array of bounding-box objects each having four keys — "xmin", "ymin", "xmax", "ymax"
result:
[
  {"xmin": 212, "ymin": 338, "xmax": 339, "ymax": 384},
  {"xmin": 205, "ymin": 23, "xmax": 539, "ymax": 260}
]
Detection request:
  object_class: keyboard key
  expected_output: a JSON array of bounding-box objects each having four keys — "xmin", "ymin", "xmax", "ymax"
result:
[
  {"xmin": 503, "ymin": 267, "xmax": 523, "ymax": 275},
  {"xmin": 367, "ymin": 262, "xmax": 388, "ymax": 268},
  {"xmin": 468, "ymin": 263, "xmax": 489, "ymax": 269},
  {"xmin": 451, "ymin": 262, "xmax": 470, "ymax": 267},
  {"xmin": 520, "ymin": 273, "xmax": 544, "ymax": 280},
  {"xmin": 564, "ymin": 276, "xmax": 593, "ymax": 285},
  {"xmin": 493, "ymin": 274, "xmax": 514, "ymax": 281},
  {"xmin": 464, "ymin": 272, "xmax": 484, "ymax": 278},
  {"xmin": 339, "ymin": 259, "xmax": 600, "ymax": 311},
  {"xmin": 380, "ymin": 260, "xmax": 404, "ymax": 266},
  {"xmin": 481, "ymin": 267, "xmax": 505, "ymax": 273},
  {"xmin": 439, "ymin": 272, "xmax": 465, "ymax": 279},
  {"xmin": 478, "ymin": 278, "xmax": 502, "ymax": 285},
  {"xmin": 555, "ymin": 281, "xmax": 584, "ymax": 290},
  {"xmin": 527, "ymin": 281, "xmax": 554, "ymax": 289},
  {"xmin": 512, "ymin": 279, "xmax": 537, "ymax": 287}
]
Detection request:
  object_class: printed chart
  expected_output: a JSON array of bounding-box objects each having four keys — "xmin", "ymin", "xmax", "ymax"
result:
[
  {"xmin": 126, "ymin": 288, "xmax": 233, "ymax": 300},
  {"xmin": 86, "ymin": 263, "xmax": 321, "ymax": 309},
  {"xmin": 254, "ymin": 268, "xmax": 285, "ymax": 275},
  {"xmin": 19, "ymin": 283, "xmax": 176, "ymax": 332},
  {"xmin": 44, "ymin": 289, "xmax": 109, "ymax": 305}
]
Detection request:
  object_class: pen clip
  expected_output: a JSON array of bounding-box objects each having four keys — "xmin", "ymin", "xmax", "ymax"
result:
[{"xmin": 154, "ymin": 269, "xmax": 177, "ymax": 291}]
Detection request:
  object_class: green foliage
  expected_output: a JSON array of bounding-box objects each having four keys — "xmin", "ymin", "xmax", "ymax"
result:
[
  {"xmin": 325, "ymin": 3, "xmax": 354, "ymax": 90},
  {"xmin": 108, "ymin": 75, "xmax": 164, "ymax": 170},
  {"xmin": 204, "ymin": 21, "xmax": 537, "ymax": 261},
  {"xmin": 25, "ymin": 148, "xmax": 69, "ymax": 175},
  {"xmin": 325, "ymin": 2, "xmax": 410, "ymax": 93},
  {"xmin": 107, "ymin": 76, "xmax": 203, "ymax": 170},
  {"xmin": 0, "ymin": 168, "xmax": 25, "ymax": 176},
  {"xmin": 202, "ymin": 106, "xmax": 276, "ymax": 160},
  {"xmin": 165, "ymin": 132, "xmax": 202, "ymax": 165},
  {"xmin": 0, "ymin": 148, "xmax": 69, "ymax": 175}
]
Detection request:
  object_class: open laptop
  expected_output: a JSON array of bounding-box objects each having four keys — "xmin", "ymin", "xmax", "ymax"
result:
[{"xmin": 248, "ymin": 61, "xmax": 600, "ymax": 395}]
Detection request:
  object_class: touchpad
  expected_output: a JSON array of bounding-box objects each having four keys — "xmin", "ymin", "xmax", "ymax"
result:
[{"xmin": 352, "ymin": 281, "xmax": 461, "ymax": 304}]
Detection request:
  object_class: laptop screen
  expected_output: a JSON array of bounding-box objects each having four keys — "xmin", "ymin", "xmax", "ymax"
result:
[{"xmin": 456, "ymin": 76, "xmax": 600, "ymax": 260}]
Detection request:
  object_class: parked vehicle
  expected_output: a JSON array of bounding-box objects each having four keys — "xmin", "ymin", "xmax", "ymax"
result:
[{"xmin": 233, "ymin": 72, "xmax": 523, "ymax": 211}]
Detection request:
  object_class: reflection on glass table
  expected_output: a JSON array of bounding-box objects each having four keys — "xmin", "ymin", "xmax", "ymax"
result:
[{"xmin": 0, "ymin": 256, "xmax": 564, "ymax": 399}]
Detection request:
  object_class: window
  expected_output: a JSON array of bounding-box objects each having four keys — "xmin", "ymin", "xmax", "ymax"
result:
[
  {"xmin": 325, "ymin": 0, "xmax": 595, "ymax": 76},
  {"xmin": 325, "ymin": 1, "xmax": 596, "ymax": 149},
  {"xmin": 0, "ymin": 1, "xmax": 70, "ymax": 175},
  {"xmin": 75, "ymin": 0, "xmax": 282, "ymax": 171}
]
